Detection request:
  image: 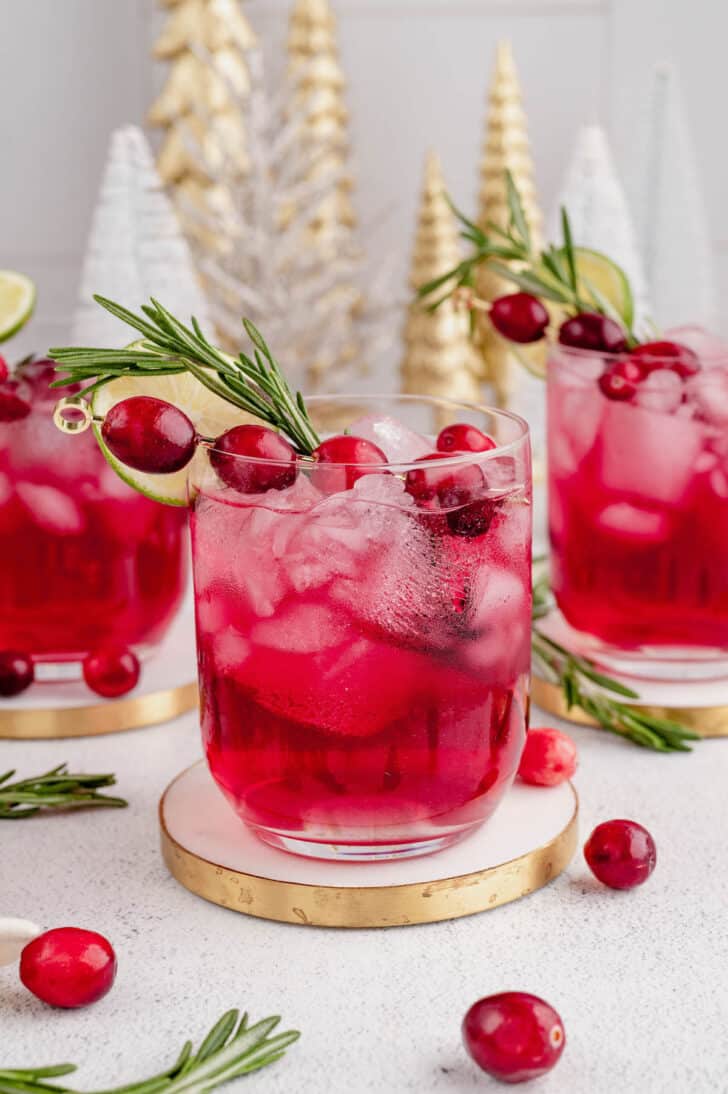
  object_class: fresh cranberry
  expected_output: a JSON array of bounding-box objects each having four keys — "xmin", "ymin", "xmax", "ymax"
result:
[
  {"xmin": 559, "ymin": 313, "xmax": 628, "ymax": 353},
  {"xmin": 437, "ymin": 423, "xmax": 497, "ymax": 454},
  {"xmin": 490, "ymin": 293, "xmax": 550, "ymax": 344},
  {"xmin": 101, "ymin": 396, "xmax": 197, "ymax": 474},
  {"xmin": 20, "ymin": 927, "xmax": 116, "ymax": 1009},
  {"xmin": 584, "ymin": 819, "xmax": 656, "ymax": 890},
  {"xmin": 631, "ymin": 340, "xmax": 700, "ymax": 378},
  {"xmin": 0, "ymin": 377, "xmax": 32, "ymax": 422},
  {"xmin": 598, "ymin": 369, "xmax": 637, "ymax": 401},
  {"xmin": 311, "ymin": 434, "xmax": 388, "ymax": 492},
  {"xmin": 18, "ymin": 358, "xmax": 58, "ymax": 388},
  {"xmin": 0, "ymin": 355, "xmax": 7, "ymax": 382},
  {"xmin": 83, "ymin": 647, "xmax": 140, "ymax": 698},
  {"xmin": 463, "ymin": 992, "xmax": 565, "ymax": 1083},
  {"xmin": 211, "ymin": 424, "xmax": 298, "ymax": 494},
  {"xmin": 0, "ymin": 651, "xmax": 34, "ymax": 697},
  {"xmin": 518, "ymin": 727, "xmax": 577, "ymax": 787},
  {"xmin": 406, "ymin": 454, "xmax": 493, "ymax": 538},
  {"xmin": 609, "ymin": 357, "xmax": 646, "ymax": 384}
]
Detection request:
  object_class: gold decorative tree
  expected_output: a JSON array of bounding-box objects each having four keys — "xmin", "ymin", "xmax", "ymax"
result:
[
  {"xmin": 286, "ymin": 0, "xmax": 359, "ymax": 385},
  {"xmin": 148, "ymin": 0, "xmax": 256, "ymax": 246},
  {"xmin": 401, "ymin": 151, "xmax": 482, "ymax": 411},
  {"xmin": 287, "ymin": 0, "xmax": 357, "ymax": 247},
  {"xmin": 476, "ymin": 40, "xmax": 544, "ymax": 406}
]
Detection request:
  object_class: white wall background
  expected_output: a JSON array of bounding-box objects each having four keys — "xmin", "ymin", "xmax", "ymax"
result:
[{"xmin": 1, "ymin": 0, "xmax": 725, "ymax": 367}]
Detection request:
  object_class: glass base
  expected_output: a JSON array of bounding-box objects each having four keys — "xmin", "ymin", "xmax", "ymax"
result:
[
  {"xmin": 251, "ymin": 825, "xmax": 478, "ymax": 862},
  {"xmin": 545, "ymin": 608, "xmax": 728, "ymax": 684}
]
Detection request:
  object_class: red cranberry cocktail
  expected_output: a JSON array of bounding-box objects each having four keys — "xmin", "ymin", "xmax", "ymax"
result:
[
  {"xmin": 548, "ymin": 328, "xmax": 728, "ymax": 676},
  {"xmin": 190, "ymin": 397, "xmax": 532, "ymax": 860},
  {"xmin": 0, "ymin": 360, "xmax": 187, "ymax": 678}
]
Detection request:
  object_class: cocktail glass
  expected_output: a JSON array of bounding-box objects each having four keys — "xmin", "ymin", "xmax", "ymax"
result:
[
  {"xmin": 547, "ymin": 331, "xmax": 728, "ymax": 679},
  {"xmin": 0, "ymin": 362, "xmax": 188, "ymax": 674},
  {"xmin": 190, "ymin": 395, "xmax": 532, "ymax": 861}
]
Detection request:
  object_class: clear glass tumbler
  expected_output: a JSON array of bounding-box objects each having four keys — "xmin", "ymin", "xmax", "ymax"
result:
[
  {"xmin": 190, "ymin": 395, "xmax": 532, "ymax": 861},
  {"xmin": 0, "ymin": 362, "xmax": 188, "ymax": 672},
  {"xmin": 547, "ymin": 336, "xmax": 728, "ymax": 679}
]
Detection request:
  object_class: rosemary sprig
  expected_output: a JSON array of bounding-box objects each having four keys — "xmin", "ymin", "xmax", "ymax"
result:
[
  {"xmin": 531, "ymin": 626, "xmax": 698, "ymax": 753},
  {"xmin": 418, "ymin": 171, "xmax": 637, "ymax": 342},
  {"xmin": 0, "ymin": 764, "xmax": 126, "ymax": 818},
  {"xmin": 0, "ymin": 1009, "xmax": 299, "ymax": 1093},
  {"xmin": 50, "ymin": 297, "xmax": 320, "ymax": 455}
]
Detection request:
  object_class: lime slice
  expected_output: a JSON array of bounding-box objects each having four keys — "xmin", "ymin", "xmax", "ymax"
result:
[
  {"xmin": 572, "ymin": 248, "xmax": 634, "ymax": 329},
  {"xmin": 0, "ymin": 270, "xmax": 36, "ymax": 343},
  {"xmin": 92, "ymin": 372, "xmax": 248, "ymax": 506}
]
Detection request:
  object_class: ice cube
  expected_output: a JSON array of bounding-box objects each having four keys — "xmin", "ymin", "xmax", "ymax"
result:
[
  {"xmin": 665, "ymin": 325, "xmax": 728, "ymax": 361},
  {"xmin": 548, "ymin": 383, "xmax": 604, "ymax": 473},
  {"xmin": 597, "ymin": 402, "xmax": 703, "ymax": 506},
  {"xmin": 251, "ymin": 602, "xmax": 349, "ymax": 654},
  {"xmin": 710, "ymin": 469, "xmax": 728, "ymax": 498},
  {"xmin": 348, "ymin": 414, "xmax": 433, "ymax": 463},
  {"xmin": 212, "ymin": 627, "xmax": 251, "ymax": 673},
  {"xmin": 686, "ymin": 369, "xmax": 728, "ymax": 427},
  {"xmin": 16, "ymin": 483, "xmax": 86, "ymax": 535},
  {"xmin": 634, "ymin": 369, "xmax": 683, "ymax": 414},
  {"xmin": 463, "ymin": 568, "xmax": 531, "ymax": 680},
  {"xmin": 595, "ymin": 502, "xmax": 671, "ymax": 542}
]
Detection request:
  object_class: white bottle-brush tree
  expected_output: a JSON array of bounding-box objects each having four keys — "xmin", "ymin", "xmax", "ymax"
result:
[
  {"xmin": 72, "ymin": 125, "xmax": 211, "ymax": 346},
  {"xmin": 548, "ymin": 123, "xmax": 651, "ymax": 328},
  {"xmin": 634, "ymin": 64, "xmax": 717, "ymax": 331}
]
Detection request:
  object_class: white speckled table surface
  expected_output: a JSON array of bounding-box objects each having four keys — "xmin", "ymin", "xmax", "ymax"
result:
[{"xmin": 3, "ymin": 706, "xmax": 728, "ymax": 1094}]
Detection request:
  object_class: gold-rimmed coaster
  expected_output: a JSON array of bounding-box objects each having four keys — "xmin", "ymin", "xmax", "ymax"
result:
[
  {"xmin": 0, "ymin": 603, "xmax": 198, "ymax": 739},
  {"xmin": 532, "ymin": 676, "xmax": 728, "ymax": 739},
  {"xmin": 160, "ymin": 762, "xmax": 578, "ymax": 929}
]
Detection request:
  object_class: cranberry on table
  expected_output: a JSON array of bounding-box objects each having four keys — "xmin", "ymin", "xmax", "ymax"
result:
[
  {"xmin": 558, "ymin": 312, "xmax": 628, "ymax": 354},
  {"xmin": 0, "ymin": 377, "xmax": 32, "ymax": 422},
  {"xmin": 463, "ymin": 992, "xmax": 565, "ymax": 1083},
  {"xmin": 20, "ymin": 927, "xmax": 117, "ymax": 1009},
  {"xmin": 102, "ymin": 396, "xmax": 197, "ymax": 474},
  {"xmin": 0, "ymin": 354, "xmax": 7, "ymax": 382},
  {"xmin": 518, "ymin": 727, "xmax": 577, "ymax": 787},
  {"xmin": 631, "ymin": 340, "xmax": 700, "ymax": 379},
  {"xmin": 211, "ymin": 424, "xmax": 298, "ymax": 494},
  {"xmin": 490, "ymin": 292, "xmax": 550, "ymax": 344},
  {"xmin": 83, "ymin": 647, "xmax": 140, "ymax": 698},
  {"xmin": 0, "ymin": 650, "xmax": 34, "ymax": 697},
  {"xmin": 312, "ymin": 434, "xmax": 388, "ymax": 491},
  {"xmin": 584, "ymin": 819, "xmax": 656, "ymax": 890},
  {"xmin": 436, "ymin": 423, "xmax": 497, "ymax": 454},
  {"xmin": 598, "ymin": 369, "xmax": 637, "ymax": 402}
]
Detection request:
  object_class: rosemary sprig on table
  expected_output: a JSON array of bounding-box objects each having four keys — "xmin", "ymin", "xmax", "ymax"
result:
[
  {"xmin": 0, "ymin": 1009, "xmax": 299, "ymax": 1093},
  {"xmin": 50, "ymin": 297, "xmax": 320, "ymax": 455},
  {"xmin": 531, "ymin": 578, "xmax": 697, "ymax": 753},
  {"xmin": 0, "ymin": 764, "xmax": 126, "ymax": 818},
  {"xmin": 417, "ymin": 170, "xmax": 636, "ymax": 341}
]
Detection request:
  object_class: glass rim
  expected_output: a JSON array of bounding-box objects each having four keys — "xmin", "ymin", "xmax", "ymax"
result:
[
  {"xmin": 202, "ymin": 393, "xmax": 530, "ymax": 472},
  {"xmin": 551, "ymin": 341, "xmax": 728, "ymax": 369}
]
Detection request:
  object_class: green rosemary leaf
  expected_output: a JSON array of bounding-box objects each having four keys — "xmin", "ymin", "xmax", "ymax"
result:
[
  {"xmin": 505, "ymin": 170, "xmax": 531, "ymax": 251},
  {"xmin": 0, "ymin": 765, "xmax": 126, "ymax": 818},
  {"xmin": 560, "ymin": 207, "xmax": 579, "ymax": 299},
  {"xmin": 485, "ymin": 262, "xmax": 569, "ymax": 304}
]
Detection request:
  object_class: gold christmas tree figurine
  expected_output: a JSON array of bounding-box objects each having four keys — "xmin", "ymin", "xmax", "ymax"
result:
[
  {"xmin": 148, "ymin": 0, "xmax": 256, "ymax": 246},
  {"xmin": 401, "ymin": 151, "xmax": 482, "ymax": 410},
  {"xmin": 476, "ymin": 40, "xmax": 544, "ymax": 406},
  {"xmin": 287, "ymin": 0, "xmax": 357, "ymax": 245}
]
